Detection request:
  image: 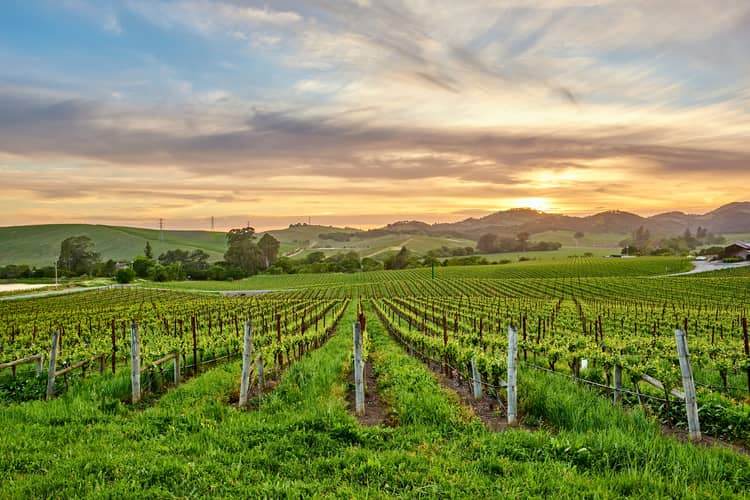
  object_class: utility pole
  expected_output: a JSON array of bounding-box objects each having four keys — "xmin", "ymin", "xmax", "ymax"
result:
[
  {"xmin": 54, "ymin": 261, "xmax": 58, "ymax": 286},
  {"xmin": 159, "ymin": 218, "xmax": 164, "ymax": 241},
  {"xmin": 211, "ymin": 216, "xmax": 215, "ymax": 231}
]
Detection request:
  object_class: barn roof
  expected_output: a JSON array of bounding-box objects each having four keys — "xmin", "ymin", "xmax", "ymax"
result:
[{"xmin": 728, "ymin": 241, "xmax": 750, "ymax": 250}]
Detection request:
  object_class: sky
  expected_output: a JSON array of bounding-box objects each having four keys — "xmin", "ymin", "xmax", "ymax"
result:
[{"xmin": 0, "ymin": 0, "xmax": 749, "ymax": 231}]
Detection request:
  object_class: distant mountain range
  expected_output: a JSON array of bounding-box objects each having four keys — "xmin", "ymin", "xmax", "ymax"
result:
[
  {"xmin": 2, "ymin": 202, "xmax": 748, "ymax": 267},
  {"xmin": 372, "ymin": 202, "xmax": 750, "ymax": 240}
]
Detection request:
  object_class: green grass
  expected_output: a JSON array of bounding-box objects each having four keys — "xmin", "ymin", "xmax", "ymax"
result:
[
  {"xmin": 532, "ymin": 230, "xmax": 626, "ymax": 247},
  {"xmin": 1, "ymin": 300, "xmax": 748, "ymax": 497},
  {"xmin": 143, "ymin": 256, "xmax": 693, "ymax": 294},
  {"xmin": 0, "ymin": 224, "xmax": 228, "ymax": 267},
  {"xmin": 477, "ymin": 246, "xmax": 614, "ymax": 262}
]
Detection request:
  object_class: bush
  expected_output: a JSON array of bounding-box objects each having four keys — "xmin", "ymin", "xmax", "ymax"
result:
[
  {"xmin": 115, "ymin": 268, "xmax": 136, "ymax": 284},
  {"xmin": 723, "ymin": 257, "xmax": 743, "ymax": 263}
]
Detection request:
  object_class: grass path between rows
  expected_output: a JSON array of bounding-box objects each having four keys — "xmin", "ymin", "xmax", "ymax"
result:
[{"xmin": 1, "ymin": 299, "xmax": 749, "ymax": 497}]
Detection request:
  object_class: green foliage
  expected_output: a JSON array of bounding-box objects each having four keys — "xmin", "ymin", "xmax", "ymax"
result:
[
  {"xmin": 224, "ymin": 227, "xmax": 265, "ymax": 276},
  {"xmin": 383, "ymin": 246, "xmax": 411, "ymax": 270},
  {"xmin": 57, "ymin": 235, "xmax": 101, "ymax": 275},
  {"xmin": 115, "ymin": 267, "xmax": 136, "ymax": 284},
  {"xmin": 258, "ymin": 233, "xmax": 281, "ymax": 269}
]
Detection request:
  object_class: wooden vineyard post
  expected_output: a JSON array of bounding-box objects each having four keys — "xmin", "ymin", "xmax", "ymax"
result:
[
  {"xmin": 276, "ymin": 314, "xmax": 283, "ymax": 369},
  {"xmin": 46, "ymin": 330, "xmax": 59, "ymax": 400},
  {"xmin": 613, "ymin": 365, "xmax": 623, "ymax": 404},
  {"xmin": 675, "ymin": 329, "xmax": 701, "ymax": 441},
  {"xmin": 191, "ymin": 316, "xmax": 198, "ymax": 376},
  {"xmin": 507, "ymin": 325, "xmax": 518, "ymax": 425},
  {"xmin": 353, "ymin": 321, "xmax": 365, "ymax": 415},
  {"xmin": 173, "ymin": 353, "xmax": 180, "ymax": 386},
  {"xmin": 111, "ymin": 319, "xmax": 117, "ymax": 374},
  {"xmin": 239, "ymin": 321, "xmax": 253, "ymax": 408},
  {"xmin": 35, "ymin": 353, "xmax": 43, "ymax": 374},
  {"xmin": 442, "ymin": 314, "xmax": 449, "ymax": 376},
  {"xmin": 743, "ymin": 317, "xmax": 749, "ymax": 396},
  {"xmin": 471, "ymin": 355, "xmax": 483, "ymax": 399},
  {"xmin": 256, "ymin": 354, "xmax": 265, "ymax": 387},
  {"xmin": 130, "ymin": 323, "xmax": 142, "ymax": 404}
]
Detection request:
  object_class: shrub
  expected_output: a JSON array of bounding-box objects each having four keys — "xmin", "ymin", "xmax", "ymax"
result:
[{"xmin": 115, "ymin": 268, "xmax": 136, "ymax": 284}]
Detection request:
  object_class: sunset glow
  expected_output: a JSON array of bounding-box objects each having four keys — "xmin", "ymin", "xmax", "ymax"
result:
[{"xmin": 1, "ymin": 1, "xmax": 749, "ymax": 230}]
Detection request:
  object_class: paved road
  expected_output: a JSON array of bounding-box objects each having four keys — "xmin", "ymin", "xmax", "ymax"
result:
[{"xmin": 668, "ymin": 260, "xmax": 750, "ymax": 276}]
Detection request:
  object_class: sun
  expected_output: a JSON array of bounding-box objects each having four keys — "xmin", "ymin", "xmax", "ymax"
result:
[{"xmin": 513, "ymin": 197, "xmax": 553, "ymax": 212}]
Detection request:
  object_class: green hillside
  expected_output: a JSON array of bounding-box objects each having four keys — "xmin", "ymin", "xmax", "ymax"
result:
[
  {"xmin": 1, "ymin": 223, "xmax": 606, "ymax": 268},
  {"xmin": 0, "ymin": 225, "xmax": 227, "ymax": 267}
]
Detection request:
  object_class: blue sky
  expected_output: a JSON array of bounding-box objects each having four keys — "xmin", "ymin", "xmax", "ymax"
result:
[{"xmin": 1, "ymin": 1, "xmax": 749, "ymax": 230}]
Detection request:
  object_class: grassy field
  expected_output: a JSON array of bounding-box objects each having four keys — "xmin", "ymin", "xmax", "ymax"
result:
[
  {"xmin": 0, "ymin": 224, "xmax": 227, "ymax": 266},
  {"xmin": 477, "ymin": 246, "xmax": 614, "ymax": 262},
  {"xmin": 142, "ymin": 256, "xmax": 693, "ymax": 293},
  {"xmin": 2, "ymin": 300, "xmax": 747, "ymax": 497}
]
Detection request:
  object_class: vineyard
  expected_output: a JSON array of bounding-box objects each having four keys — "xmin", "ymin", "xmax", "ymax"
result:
[{"xmin": 1, "ymin": 257, "xmax": 750, "ymax": 496}]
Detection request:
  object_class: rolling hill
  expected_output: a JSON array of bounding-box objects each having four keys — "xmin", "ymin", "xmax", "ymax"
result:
[{"xmin": 2, "ymin": 202, "xmax": 748, "ymax": 267}]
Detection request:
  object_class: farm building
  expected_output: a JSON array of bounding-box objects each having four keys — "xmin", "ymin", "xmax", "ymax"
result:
[{"xmin": 724, "ymin": 241, "xmax": 750, "ymax": 260}]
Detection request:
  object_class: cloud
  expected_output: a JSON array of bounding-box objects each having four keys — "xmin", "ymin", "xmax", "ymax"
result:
[{"xmin": 3, "ymin": 1, "xmax": 750, "ymax": 227}]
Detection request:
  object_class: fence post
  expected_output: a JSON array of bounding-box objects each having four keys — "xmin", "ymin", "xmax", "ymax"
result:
[
  {"xmin": 36, "ymin": 353, "xmax": 44, "ymax": 374},
  {"xmin": 471, "ymin": 355, "xmax": 483, "ymax": 399},
  {"xmin": 675, "ymin": 329, "xmax": 701, "ymax": 441},
  {"xmin": 130, "ymin": 323, "xmax": 141, "ymax": 404},
  {"xmin": 353, "ymin": 321, "xmax": 365, "ymax": 415},
  {"xmin": 239, "ymin": 321, "xmax": 253, "ymax": 407},
  {"xmin": 46, "ymin": 330, "xmax": 59, "ymax": 400},
  {"xmin": 507, "ymin": 325, "xmax": 518, "ymax": 425},
  {"xmin": 173, "ymin": 353, "xmax": 180, "ymax": 386},
  {"xmin": 613, "ymin": 365, "xmax": 623, "ymax": 404},
  {"xmin": 743, "ymin": 317, "xmax": 749, "ymax": 396},
  {"xmin": 256, "ymin": 354, "xmax": 265, "ymax": 388}
]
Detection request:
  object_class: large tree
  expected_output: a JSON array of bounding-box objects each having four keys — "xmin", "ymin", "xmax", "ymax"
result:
[
  {"xmin": 224, "ymin": 226, "xmax": 264, "ymax": 275},
  {"xmin": 257, "ymin": 233, "xmax": 281, "ymax": 269},
  {"xmin": 57, "ymin": 236, "xmax": 100, "ymax": 275}
]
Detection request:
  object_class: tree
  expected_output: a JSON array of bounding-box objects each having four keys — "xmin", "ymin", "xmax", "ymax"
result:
[
  {"xmin": 224, "ymin": 227, "xmax": 264, "ymax": 276},
  {"xmin": 57, "ymin": 236, "xmax": 100, "ymax": 275},
  {"xmin": 158, "ymin": 249, "xmax": 190, "ymax": 265},
  {"xmin": 115, "ymin": 268, "xmax": 136, "ymax": 284},
  {"xmin": 257, "ymin": 234, "xmax": 281, "ymax": 269},
  {"xmin": 477, "ymin": 233, "xmax": 498, "ymax": 253},
  {"xmin": 132, "ymin": 256, "xmax": 155, "ymax": 278},
  {"xmin": 144, "ymin": 241, "xmax": 153, "ymax": 259},
  {"xmin": 385, "ymin": 246, "xmax": 410, "ymax": 270},
  {"xmin": 516, "ymin": 232, "xmax": 530, "ymax": 251}
]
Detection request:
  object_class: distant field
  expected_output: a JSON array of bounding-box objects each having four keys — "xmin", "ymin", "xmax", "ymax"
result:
[
  {"xmin": 0, "ymin": 224, "xmax": 227, "ymax": 267},
  {"xmin": 477, "ymin": 246, "xmax": 614, "ymax": 262},
  {"xmin": 143, "ymin": 256, "xmax": 692, "ymax": 293},
  {"xmin": 531, "ymin": 230, "xmax": 625, "ymax": 247}
]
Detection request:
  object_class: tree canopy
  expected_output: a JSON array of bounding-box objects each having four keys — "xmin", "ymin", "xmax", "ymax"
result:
[{"xmin": 57, "ymin": 236, "xmax": 100, "ymax": 275}]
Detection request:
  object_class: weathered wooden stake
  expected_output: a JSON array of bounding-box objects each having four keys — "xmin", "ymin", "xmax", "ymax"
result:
[
  {"xmin": 46, "ymin": 330, "xmax": 59, "ymax": 400},
  {"xmin": 507, "ymin": 325, "xmax": 518, "ymax": 424},
  {"xmin": 471, "ymin": 355, "xmax": 483, "ymax": 399},
  {"xmin": 239, "ymin": 321, "xmax": 253, "ymax": 407},
  {"xmin": 256, "ymin": 354, "xmax": 265, "ymax": 387},
  {"xmin": 675, "ymin": 329, "xmax": 701, "ymax": 441},
  {"xmin": 743, "ymin": 317, "xmax": 749, "ymax": 396},
  {"xmin": 353, "ymin": 321, "xmax": 365, "ymax": 415},
  {"xmin": 130, "ymin": 323, "xmax": 141, "ymax": 404},
  {"xmin": 173, "ymin": 354, "xmax": 180, "ymax": 386},
  {"xmin": 613, "ymin": 365, "xmax": 623, "ymax": 404},
  {"xmin": 36, "ymin": 353, "xmax": 43, "ymax": 374}
]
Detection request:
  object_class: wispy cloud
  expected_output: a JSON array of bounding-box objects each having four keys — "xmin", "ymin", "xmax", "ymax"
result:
[{"xmin": 1, "ymin": 0, "xmax": 749, "ymax": 228}]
